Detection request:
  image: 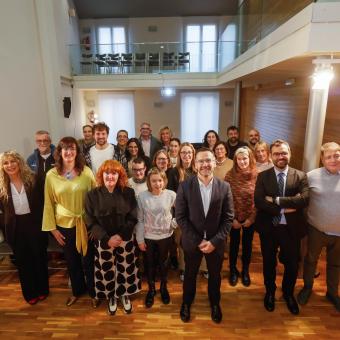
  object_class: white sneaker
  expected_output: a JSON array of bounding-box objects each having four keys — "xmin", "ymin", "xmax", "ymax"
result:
[
  {"xmin": 108, "ymin": 297, "xmax": 117, "ymax": 315},
  {"xmin": 121, "ymin": 295, "xmax": 132, "ymax": 314}
]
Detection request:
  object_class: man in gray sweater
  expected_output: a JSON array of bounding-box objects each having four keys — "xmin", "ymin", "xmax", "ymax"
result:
[{"xmin": 297, "ymin": 142, "xmax": 340, "ymax": 311}]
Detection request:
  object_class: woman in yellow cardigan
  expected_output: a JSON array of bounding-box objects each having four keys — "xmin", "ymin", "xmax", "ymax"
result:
[{"xmin": 42, "ymin": 137, "xmax": 96, "ymax": 306}]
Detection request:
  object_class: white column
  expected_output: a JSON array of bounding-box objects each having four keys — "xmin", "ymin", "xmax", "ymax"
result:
[
  {"xmin": 302, "ymin": 65, "xmax": 333, "ymax": 172},
  {"xmin": 233, "ymin": 81, "xmax": 241, "ymax": 127}
]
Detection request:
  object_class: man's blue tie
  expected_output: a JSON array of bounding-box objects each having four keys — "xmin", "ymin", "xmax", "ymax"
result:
[{"xmin": 272, "ymin": 172, "xmax": 284, "ymax": 226}]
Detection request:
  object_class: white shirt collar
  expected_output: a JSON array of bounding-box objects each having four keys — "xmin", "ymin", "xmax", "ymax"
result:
[
  {"xmin": 274, "ymin": 166, "xmax": 289, "ymax": 177},
  {"xmin": 197, "ymin": 176, "xmax": 214, "ymax": 188}
]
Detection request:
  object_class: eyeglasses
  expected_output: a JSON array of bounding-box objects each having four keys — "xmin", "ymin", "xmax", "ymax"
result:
[
  {"xmin": 128, "ymin": 146, "xmax": 138, "ymax": 149},
  {"xmin": 36, "ymin": 139, "xmax": 50, "ymax": 144},
  {"xmin": 132, "ymin": 168, "xmax": 145, "ymax": 173},
  {"xmin": 196, "ymin": 158, "xmax": 214, "ymax": 165},
  {"xmin": 180, "ymin": 151, "xmax": 193, "ymax": 155},
  {"xmin": 272, "ymin": 152, "xmax": 289, "ymax": 157}
]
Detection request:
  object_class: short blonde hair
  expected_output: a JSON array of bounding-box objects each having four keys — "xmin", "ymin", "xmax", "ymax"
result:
[
  {"xmin": 146, "ymin": 167, "xmax": 168, "ymax": 192},
  {"xmin": 320, "ymin": 142, "xmax": 340, "ymax": 157}
]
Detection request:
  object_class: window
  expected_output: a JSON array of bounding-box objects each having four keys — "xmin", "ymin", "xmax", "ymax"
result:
[
  {"xmin": 186, "ymin": 24, "xmax": 217, "ymax": 72},
  {"xmin": 180, "ymin": 92, "xmax": 219, "ymax": 143},
  {"xmin": 97, "ymin": 26, "xmax": 127, "ymax": 55},
  {"xmin": 98, "ymin": 93, "xmax": 135, "ymax": 143},
  {"xmin": 219, "ymin": 23, "xmax": 237, "ymax": 70}
]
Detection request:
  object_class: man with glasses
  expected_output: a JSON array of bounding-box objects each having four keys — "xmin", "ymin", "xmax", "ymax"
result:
[
  {"xmin": 176, "ymin": 147, "xmax": 234, "ymax": 323},
  {"xmin": 27, "ymin": 130, "xmax": 55, "ymax": 182},
  {"xmin": 254, "ymin": 139, "xmax": 309, "ymax": 315},
  {"xmin": 139, "ymin": 122, "xmax": 162, "ymax": 161},
  {"xmin": 128, "ymin": 157, "xmax": 148, "ymax": 197}
]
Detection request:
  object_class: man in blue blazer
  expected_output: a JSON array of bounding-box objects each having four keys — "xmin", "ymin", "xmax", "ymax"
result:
[
  {"xmin": 176, "ymin": 148, "xmax": 234, "ymax": 323},
  {"xmin": 254, "ymin": 139, "xmax": 309, "ymax": 315}
]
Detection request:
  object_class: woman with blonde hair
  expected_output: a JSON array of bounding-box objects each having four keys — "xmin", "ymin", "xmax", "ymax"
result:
[
  {"xmin": 254, "ymin": 141, "xmax": 273, "ymax": 173},
  {"xmin": 159, "ymin": 126, "xmax": 173, "ymax": 152},
  {"xmin": 85, "ymin": 160, "xmax": 140, "ymax": 315},
  {"xmin": 225, "ymin": 146, "xmax": 258, "ymax": 287},
  {"xmin": 0, "ymin": 151, "xmax": 48, "ymax": 305}
]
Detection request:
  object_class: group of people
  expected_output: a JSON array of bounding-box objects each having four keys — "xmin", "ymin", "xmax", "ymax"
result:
[{"xmin": 0, "ymin": 121, "xmax": 339, "ymax": 325}]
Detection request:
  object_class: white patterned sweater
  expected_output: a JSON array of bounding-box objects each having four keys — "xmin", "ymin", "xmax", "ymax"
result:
[{"xmin": 136, "ymin": 189, "xmax": 176, "ymax": 244}]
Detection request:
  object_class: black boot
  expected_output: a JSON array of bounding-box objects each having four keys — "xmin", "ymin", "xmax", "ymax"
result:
[
  {"xmin": 145, "ymin": 283, "xmax": 156, "ymax": 308},
  {"xmin": 160, "ymin": 281, "xmax": 170, "ymax": 304},
  {"xmin": 241, "ymin": 267, "xmax": 251, "ymax": 287},
  {"xmin": 229, "ymin": 267, "xmax": 239, "ymax": 286}
]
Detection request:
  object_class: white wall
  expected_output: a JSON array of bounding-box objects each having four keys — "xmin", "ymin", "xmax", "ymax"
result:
[
  {"xmin": 0, "ymin": 0, "xmax": 50, "ymax": 156},
  {"xmin": 82, "ymin": 88, "xmax": 234, "ymax": 141}
]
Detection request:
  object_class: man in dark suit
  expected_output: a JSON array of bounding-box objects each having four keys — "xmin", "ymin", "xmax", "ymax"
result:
[
  {"xmin": 254, "ymin": 139, "xmax": 309, "ymax": 315},
  {"xmin": 176, "ymin": 148, "xmax": 234, "ymax": 323},
  {"xmin": 138, "ymin": 122, "xmax": 162, "ymax": 161}
]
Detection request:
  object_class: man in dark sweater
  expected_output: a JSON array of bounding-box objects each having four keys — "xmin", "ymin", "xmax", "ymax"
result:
[
  {"xmin": 27, "ymin": 130, "xmax": 55, "ymax": 184},
  {"xmin": 226, "ymin": 126, "xmax": 248, "ymax": 160}
]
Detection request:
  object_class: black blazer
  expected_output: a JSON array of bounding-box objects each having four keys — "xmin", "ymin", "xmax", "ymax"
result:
[
  {"xmin": 254, "ymin": 166, "xmax": 309, "ymax": 238},
  {"xmin": 0, "ymin": 179, "xmax": 44, "ymax": 248},
  {"xmin": 85, "ymin": 186, "xmax": 137, "ymax": 246},
  {"xmin": 175, "ymin": 176, "xmax": 234, "ymax": 255}
]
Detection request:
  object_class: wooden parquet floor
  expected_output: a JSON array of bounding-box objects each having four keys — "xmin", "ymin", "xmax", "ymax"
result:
[{"xmin": 0, "ymin": 234, "xmax": 339, "ymax": 340}]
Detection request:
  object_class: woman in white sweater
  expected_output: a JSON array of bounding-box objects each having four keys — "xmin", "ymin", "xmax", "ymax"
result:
[{"xmin": 136, "ymin": 167, "xmax": 176, "ymax": 308}]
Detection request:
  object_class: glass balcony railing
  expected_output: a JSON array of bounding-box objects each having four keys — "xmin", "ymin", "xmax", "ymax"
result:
[
  {"xmin": 70, "ymin": 0, "xmax": 316, "ymax": 76},
  {"xmin": 69, "ymin": 41, "xmax": 241, "ymax": 76}
]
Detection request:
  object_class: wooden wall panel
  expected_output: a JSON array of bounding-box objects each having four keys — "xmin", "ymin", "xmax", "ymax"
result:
[
  {"xmin": 240, "ymin": 77, "xmax": 340, "ymax": 170},
  {"xmin": 240, "ymin": 78, "xmax": 310, "ymax": 169}
]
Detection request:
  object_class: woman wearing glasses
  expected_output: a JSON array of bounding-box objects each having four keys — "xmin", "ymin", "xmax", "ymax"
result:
[
  {"xmin": 42, "ymin": 137, "xmax": 96, "ymax": 307},
  {"xmin": 125, "ymin": 138, "xmax": 151, "ymax": 178}
]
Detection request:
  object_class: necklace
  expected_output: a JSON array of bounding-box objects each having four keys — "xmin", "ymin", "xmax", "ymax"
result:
[
  {"xmin": 216, "ymin": 158, "xmax": 227, "ymax": 166},
  {"xmin": 64, "ymin": 169, "xmax": 74, "ymax": 180}
]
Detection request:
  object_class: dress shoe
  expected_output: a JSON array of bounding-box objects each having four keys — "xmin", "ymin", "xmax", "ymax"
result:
[
  {"xmin": 91, "ymin": 298, "xmax": 100, "ymax": 308},
  {"xmin": 211, "ymin": 304, "xmax": 222, "ymax": 323},
  {"xmin": 28, "ymin": 298, "xmax": 38, "ymax": 305},
  {"xmin": 202, "ymin": 271, "xmax": 209, "ymax": 280},
  {"xmin": 170, "ymin": 256, "xmax": 179, "ymax": 270},
  {"xmin": 38, "ymin": 294, "xmax": 48, "ymax": 301},
  {"xmin": 180, "ymin": 303, "xmax": 191, "ymax": 322},
  {"xmin": 264, "ymin": 292, "xmax": 275, "ymax": 312},
  {"xmin": 121, "ymin": 295, "xmax": 132, "ymax": 314},
  {"xmin": 241, "ymin": 269, "xmax": 251, "ymax": 287},
  {"xmin": 107, "ymin": 297, "xmax": 117, "ymax": 315},
  {"xmin": 297, "ymin": 287, "xmax": 312, "ymax": 305},
  {"xmin": 66, "ymin": 296, "xmax": 78, "ymax": 307},
  {"xmin": 283, "ymin": 295, "xmax": 299, "ymax": 315},
  {"xmin": 160, "ymin": 282, "xmax": 170, "ymax": 304},
  {"xmin": 326, "ymin": 292, "xmax": 340, "ymax": 312},
  {"xmin": 229, "ymin": 268, "xmax": 239, "ymax": 286},
  {"xmin": 145, "ymin": 285, "xmax": 156, "ymax": 308}
]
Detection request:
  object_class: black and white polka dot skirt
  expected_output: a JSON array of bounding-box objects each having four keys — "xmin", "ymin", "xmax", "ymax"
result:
[{"xmin": 94, "ymin": 236, "xmax": 141, "ymax": 300}]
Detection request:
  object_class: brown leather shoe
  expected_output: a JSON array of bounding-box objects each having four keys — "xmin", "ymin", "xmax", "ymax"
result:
[{"xmin": 66, "ymin": 296, "xmax": 78, "ymax": 306}]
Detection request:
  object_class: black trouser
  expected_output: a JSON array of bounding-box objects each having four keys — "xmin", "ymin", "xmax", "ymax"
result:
[
  {"xmin": 259, "ymin": 225, "xmax": 300, "ymax": 296},
  {"xmin": 145, "ymin": 236, "xmax": 172, "ymax": 285},
  {"xmin": 14, "ymin": 214, "xmax": 49, "ymax": 302},
  {"xmin": 183, "ymin": 248, "xmax": 224, "ymax": 306},
  {"xmin": 58, "ymin": 227, "xmax": 94, "ymax": 297},
  {"xmin": 83, "ymin": 238, "xmax": 96, "ymax": 298},
  {"xmin": 229, "ymin": 224, "xmax": 255, "ymax": 270}
]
